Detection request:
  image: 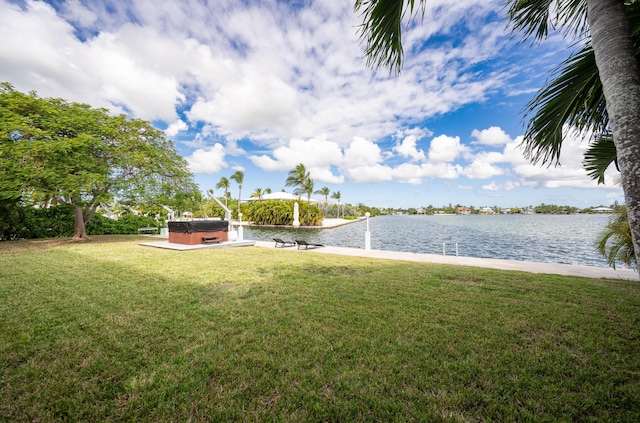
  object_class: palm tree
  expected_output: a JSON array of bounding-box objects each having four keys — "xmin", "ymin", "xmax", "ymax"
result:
[
  {"xmin": 356, "ymin": 0, "xmax": 640, "ymax": 271},
  {"xmin": 285, "ymin": 163, "xmax": 310, "ymax": 193},
  {"xmin": 230, "ymin": 170, "xmax": 244, "ymax": 220},
  {"xmin": 315, "ymin": 186, "xmax": 330, "ymax": 205},
  {"xmin": 331, "ymin": 190, "xmax": 341, "ymax": 218},
  {"xmin": 215, "ymin": 176, "xmax": 230, "ymax": 207},
  {"xmin": 299, "ymin": 177, "xmax": 314, "ymax": 204},
  {"xmin": 597, "ymin": 205, "xmax": 636, "ymax": 269},
  {"xmin": 265, "ymin": 187, "xmax": 272, "ymax": 194},
  {"xmin": 252, "ymin": 188, "xmax": 264, "ymax": 201}
]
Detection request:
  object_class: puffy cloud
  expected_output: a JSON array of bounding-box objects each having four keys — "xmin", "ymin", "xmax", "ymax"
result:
[
  {"xmin": 471, "ymin": 126, "xmax": 512, "ymax": 146},
  {"xmin": 391, "ymin": 163, "xmax": 425, "ymax": 184},
  {"xmin": 185, "ymin": 143, "xmax": 226, "ymax": 174},
  {"xmin": 165, "ymin": 119, "xmax": 188, "ymax": 137},
  {"xmin": 343, "ymin": 137, "xmax": 384, "ymax": 168},
  {"xmin": 346, "ymin": 164, "xmax": 394, "ymax": 183},
  {"xmin": 464, "ymin": 160, "xmax": 504, "ymax": 179},
  {"xmin": 394, "ymin": 132, "xmax": 427, "ymax": 162},
  {"xmin": 428, "ymin": 135, "xmax": 467, "ymax": 163},
  {"xmin": 249, "ymin": 135, "xmax": 343, "ymax": 172},
  {"xmin": 187, "ymin": 66, "xmax": 298, "ymax": 135},
  {"xmin": 419, "ymin": 162, "xmax": 462, "ymax": 179}
]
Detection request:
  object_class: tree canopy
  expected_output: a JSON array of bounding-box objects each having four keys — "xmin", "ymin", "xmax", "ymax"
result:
[{"xmin": 0, "ymin": 83, "xmax": 196, "ymax": 239}]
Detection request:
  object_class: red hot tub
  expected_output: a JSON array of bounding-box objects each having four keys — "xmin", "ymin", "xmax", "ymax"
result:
[{"xmin": 168, "ymin": 220, "xmax": 229, "ymax": 245}]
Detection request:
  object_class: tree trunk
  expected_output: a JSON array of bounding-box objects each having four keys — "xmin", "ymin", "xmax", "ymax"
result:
[
  {"xmin": 72, "ymin": 206, "xmax": 90, "ymax": 240},
  {"xmin": 588, "ymin": 0, "xmax": 640, "ymax": 274}
]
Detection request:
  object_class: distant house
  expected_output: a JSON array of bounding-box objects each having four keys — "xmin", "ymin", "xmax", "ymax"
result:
[
  {"xmin": 479, "ymin": 207, "xmax": 495, "ymax": 215},
  {"xmin": 456, "ymin": 206, "xmax": 471, "ymax": 215},
  {"xmin": 592, "ymin": 206, "xmax": 614, "ymax": 214}
]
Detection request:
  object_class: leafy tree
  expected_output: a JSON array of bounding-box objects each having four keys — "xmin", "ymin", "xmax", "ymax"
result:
[
  {"xmin": 216, "ymin": 176, "xmax": 230, "ymax": 207},
  {"xmin": 315, "ymin": 186, "xmax": 330, "ymax": 204},
  {"xmin": 0, "ymin": 84, "xmax": 194, "ymax": 240},
  {"xmin": 230, "ymin": 170, "xmax": 244, "ymax": 220},
  {"xmin": 355, "ymin": 0, "xmax": 640, "ymax": 270}
]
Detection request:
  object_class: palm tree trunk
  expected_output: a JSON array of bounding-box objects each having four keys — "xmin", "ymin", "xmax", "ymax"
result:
[
  {"xmin": 588, "ymin": 0, "xmax": 640, "ymax": 273},
  {"xmin": 238, "ymin": 186, "xmax": 242, "ymax": 221}
]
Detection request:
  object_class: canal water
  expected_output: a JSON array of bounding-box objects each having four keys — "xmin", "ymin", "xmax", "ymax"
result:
[{"xmin": 243, "ymin": 214, "xmax": 615, "ymax": 268}]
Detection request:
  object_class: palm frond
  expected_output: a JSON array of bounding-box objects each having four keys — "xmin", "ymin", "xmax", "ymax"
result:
[
  {"xmin": 583, "ymin": 132, "xmax": 618, "ymax": 184},
  {"xmin": 355, "ymin": 0, "xmax": 423, "ymax": 73},
  {"xmin": 508, "ymin": 0, "xmax": 587, "ymax": 42},
  {"xmin": 596, "ymin": 206, "xmax": 636, "ymax": 269},
  {"xmin": 521, "ymin": 44, "xmax": 605, "ymax": 165}
]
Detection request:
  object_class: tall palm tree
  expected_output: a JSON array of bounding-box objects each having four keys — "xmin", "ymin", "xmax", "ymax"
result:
[
  {"xmin": 299, "ymin": 177, "xmax": 315, "ymax": 204},
  {"xmin": 215, "ymin": 176, "xmax": 230, "ymax": 207},
  {"xmin": 285, "ymin": 163, "xmax": 310, "ymax": 193},
  {"xmin": 331, "ymin": 190, "xmax": 341, "ymax": 218},
  {"xmin": 230, "ymin": 170, "xmax": 244, "ymax": 220},
  {"xmin": 315, "ymin": 186, "xmax": 330, "ymax": 205},
  {"xmin": 356, "ymin": 0, "xmax": 640, "ymax": 271}
]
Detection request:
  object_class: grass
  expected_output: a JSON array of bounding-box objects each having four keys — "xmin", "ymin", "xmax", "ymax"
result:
[{"xmin": 1, "ymin": 236, "xmax": 639, "ymax": 422}]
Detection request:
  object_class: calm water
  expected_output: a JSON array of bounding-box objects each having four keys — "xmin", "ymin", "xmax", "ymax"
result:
[{"xmin": 243, "ymin": 214, "xmax": 614, "ymax": 268}]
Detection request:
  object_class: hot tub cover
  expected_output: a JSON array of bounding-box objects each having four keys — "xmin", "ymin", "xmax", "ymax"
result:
[{"xmin": 168, "ymin": 220, "xmax": 228, "ymax": 233}]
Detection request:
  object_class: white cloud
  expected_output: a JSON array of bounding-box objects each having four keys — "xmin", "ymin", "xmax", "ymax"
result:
[
  {"xmin": 186, "ymin": 143, "xmax": 226, "ymax": 174},
  {"xmin": 392, "ymin": 163, "xmax": 425, "ymax": 184},
  {"xmin": 346, "ymin": 164, "xmax": 394, "ymax": 183},
  {"xmin": 343, "ymin": 137, "xmax": 384, "ymax": 168},
  {"xmin": 428, "ymin": 135, "xmax": 467, "ymax": 163},
  {"xmin": 419, "ymin": 162, "xmax": 462, "ymax": 179},
  {"xmin": 464, "ymin": 160, "xmax": 504, "ymax": 179},
  {"xmin": 394, "ymin": 131, "xmax": 427, "ymax": 162},
  {"xmin": 249, "ymin": 135, "xmax": 343, "ymax": 172},
  {"xmin": 471, "ymin": 126, "xmax": 512, "ymax": 146},
  {"xmin": 482, "ymin": 181, "xmax": 500, "ymax": 191},
  {"xmin": 165, "ymin": 119, "xmax": 188, "ymax": 137},
  {"xmin": 61, "ymin": 0, "xmax": 97, "ymax": 27}
]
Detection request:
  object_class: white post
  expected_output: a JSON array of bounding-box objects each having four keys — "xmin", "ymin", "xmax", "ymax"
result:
[
  {"xmin": 238, "ymin": 213, "xmax": 243, "ymax": 241},
  {"xmin": 364, "ymin": 212, "xmax": 371, "ymax": 250},
  {"xmin": 455, "ymin": 242, "xmax": 458, "ymax": 257},
  {"xmin": 443, "ymin": 241, "xmax": 446, "ymax": 256}
]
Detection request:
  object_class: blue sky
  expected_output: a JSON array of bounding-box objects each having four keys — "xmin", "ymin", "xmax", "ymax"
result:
[{"xmin": 0, "ymin": 0, "xmax": 624, "ymax": 209}]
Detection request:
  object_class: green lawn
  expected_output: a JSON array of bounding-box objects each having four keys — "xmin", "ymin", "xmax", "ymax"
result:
[{"xmin": 1, "ymin": 236, "xmax": 639, "ymax": 422}]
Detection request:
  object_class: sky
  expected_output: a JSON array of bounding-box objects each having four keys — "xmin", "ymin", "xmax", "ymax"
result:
[{"xmin": 0, "ymin": 0, "xmax": 625, "ymax": 209}]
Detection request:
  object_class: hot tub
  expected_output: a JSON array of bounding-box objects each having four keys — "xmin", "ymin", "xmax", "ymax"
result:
[{"xmin": 168, "ymin": 220, "xmax": 229, "ymax": 245}]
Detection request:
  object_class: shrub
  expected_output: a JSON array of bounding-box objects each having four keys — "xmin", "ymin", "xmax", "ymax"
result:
[
  {"xmin": 245, "ymin": 200, "xmax": 323, "ymax": 226},
  {"xmin": 1, "ymin": 205, "xmax": 162, "ymax": 240}
]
